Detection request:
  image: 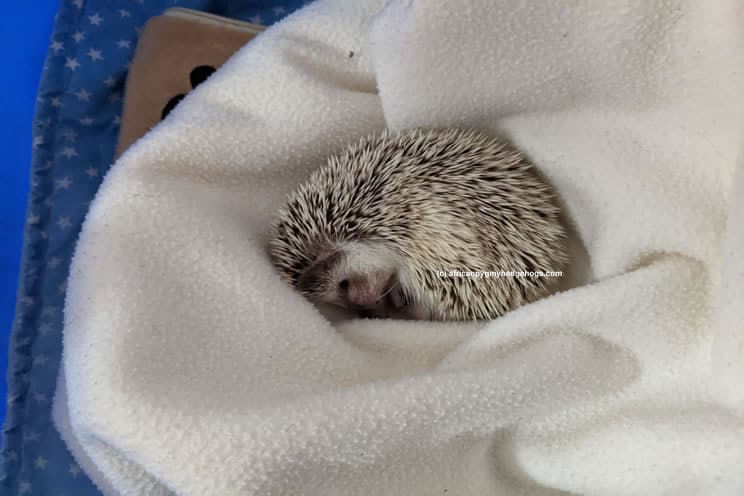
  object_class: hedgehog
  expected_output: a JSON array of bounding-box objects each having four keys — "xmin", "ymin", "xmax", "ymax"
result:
[{"xmin": 268, "ymin": 128, "xmax": 568, "ymax": 321}]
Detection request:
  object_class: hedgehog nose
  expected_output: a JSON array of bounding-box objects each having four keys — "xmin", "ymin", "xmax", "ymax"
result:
[
  {"xmin": 347, "ymin": 288, "xmax": 381, "ymax": 308},
  {"xmin": 344, "ymin": 271, "xmax": 392, "ymax": 308}
]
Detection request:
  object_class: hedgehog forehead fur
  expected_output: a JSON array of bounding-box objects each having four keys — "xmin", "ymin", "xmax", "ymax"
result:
[{"xmin": 269, "ymin": 127, "xmax": 568, "ymax": 321}]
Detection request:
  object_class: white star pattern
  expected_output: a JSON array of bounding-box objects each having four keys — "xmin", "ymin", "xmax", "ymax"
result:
[
  {"xmin": 117, "ymin": 39, "xmax": 132, "ymax": 49},
  {"xmin": 86, "ymin": 167, "xmax": 99, "ymax": 177},
  {"xmin": 273, "ymin": 6, "xmax": 287, "ymax": 14},
  {"xmin": 5, "ymin": 450, "xmax": 18, "ymax": 461},
  {"xmin": 20, "ymin": 296, "xmax": 34, "ymax": 306},
  {"xmin": 34, "ymin": 355, "xmax": 49, "ymax": 366},
  {"xmin": 56, "ymin": 177, "xmax": 73, "ymax": 189},
  {"xmin": 249, "ymin": 15, "xmax": 263, "ymax": 24},
  {"xmin": 80, "ymin": 116, "xmax": 94, "ymax": 126},
  {"xmin": 61, "ymin": 147, "xmax": 78, "ymax": 158},
  {"xmin": 119, "ymin": 9, "xmax": 131, "ymax": 18},
  {"xmin": 88, "ymin": 48, "xmax": 104, "ymax": 61},
  {"xmin": 58, "ymin": 281, "xmax": 68, "ymax": 294},
  {"xmin": 65, "ymin": 57, "xmax": 80, "ymax": 70},
  {"xmin": 69, "ymin": 464, "xmax": 81, "ymax": 477},
  {"xmin": 42, "ymin": 305, "xmax": 58, "ymax": 316},
  {"xmin": 72, "ymin": 0, "xmax": 83, "ymax": 7},
  {"xmin": 33, "ymin": 136, "xmax": 44, "ymax": 148},
  {"xmin": 113, "ymin": 115, "xmax": 122, "ymax": 126},
  {"xmin": 19, "ymin": 482, "xmax": 31, "ymax": 495},
  {"xmin": 35, "ymin": 117, "xmax": 51, "ymax": 128},
  {"xmin": 57, "ymin": 217, "xmax": 73, "ymax": 229},
  {"xmin": 49, "ymin": 257, "xmax": 62, "ymax": 268},
  {"xmin": 75, "ymin": 88, "xmax": 91, "ymax": 101},
  {"xmin": 28, "ymin": 213, "xmax": 40, "ymax": 224},
  {"xmin": 61, "ymin": 128, "xmax": 77, "ymax": 141},
  {"xmin": 35, "ymin": 456, "xmax": 49, "ymax": 469},
  {"xmin": 51, "ymin": 40, "xmax": 64, "ymax": 53},
  {"xmin": 89, "ymin": 13, "xmax": 104, "ymax": 26},
  {"xmin": 72, "ymin": 31, "xmax": 85, "ymax": 43},
  {"xmin": 104, "ymin": 75, "xmax": 117, "ymax": 87},
  {"xmin": 34, "ymin": 393, "xmax": 48, "ymax": 403},
  {"xmin": 50, "ymin": 97, "xmax": 62, "ymax": 107}
]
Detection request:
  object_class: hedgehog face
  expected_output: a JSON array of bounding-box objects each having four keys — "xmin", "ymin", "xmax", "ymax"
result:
[{"xmin": 294, "ymin": 241, "xmax": 427, "ymax": 319}]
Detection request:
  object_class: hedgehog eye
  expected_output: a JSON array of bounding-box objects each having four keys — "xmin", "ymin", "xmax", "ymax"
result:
[{"xmin": 339, "ymin": 279, "xmax": 350, "ymax": 291}]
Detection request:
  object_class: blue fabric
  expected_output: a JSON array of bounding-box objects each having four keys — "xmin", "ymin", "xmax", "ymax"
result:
[
  {"xmin": 0, "ymin": 0, "xmax": 60, "ymax": 439},
  {"xmin": 1, "ymin": 1, "xmax": 305, "ymax": 494}
]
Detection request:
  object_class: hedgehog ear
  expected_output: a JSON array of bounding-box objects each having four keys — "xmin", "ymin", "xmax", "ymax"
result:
[{"xmin": 297, "ymin": 249, "xmax": 344, "ymax": 293}]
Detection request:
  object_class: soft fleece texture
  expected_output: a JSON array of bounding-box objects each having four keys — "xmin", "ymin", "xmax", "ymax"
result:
[{"xmin": 53, "ymin": 0, "xmax": 744, "ymax": 495}]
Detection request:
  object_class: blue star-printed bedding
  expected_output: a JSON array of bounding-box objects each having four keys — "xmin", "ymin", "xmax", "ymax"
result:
[{"xmin": 1, "ymin": 1, "xmax": 305, "ymax": 494}]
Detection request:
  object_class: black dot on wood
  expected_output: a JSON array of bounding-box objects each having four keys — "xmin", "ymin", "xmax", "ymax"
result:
[
  {"xmin": 161, "ymin": 93, "xmax": 186, "ymax": 120},
  {"xmin": 190, "ymin": 65, "xmax": 217, "ymax": 88}
]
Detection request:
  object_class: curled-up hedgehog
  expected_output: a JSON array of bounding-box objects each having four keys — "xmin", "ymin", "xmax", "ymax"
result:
[{"xmin": 269, "ymin": 128, "xmax": 568, "ymax": 321}]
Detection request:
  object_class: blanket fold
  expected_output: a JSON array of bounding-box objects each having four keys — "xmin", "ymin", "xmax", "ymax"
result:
[{"xmin": 54, "ymin": 0, "xmax": 744, "ymax": 494}]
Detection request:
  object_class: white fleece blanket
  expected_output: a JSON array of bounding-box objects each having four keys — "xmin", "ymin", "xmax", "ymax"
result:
[{"xmin": 53, "ymin": 1, "xmax": 744, "ymax": 494}]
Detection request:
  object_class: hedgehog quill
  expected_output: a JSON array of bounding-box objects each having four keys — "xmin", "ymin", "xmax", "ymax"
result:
[{"xmin": 269, "ymin": 128, "xmax": 568, "ymax": 321}]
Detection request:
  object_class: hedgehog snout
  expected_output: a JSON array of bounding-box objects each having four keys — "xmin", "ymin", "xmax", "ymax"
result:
[
  {"xmin": 338, "ymin": 271, "xmax": 410, "ymax": 319},
  {"xmin": 340, "ymin": 271, "xmax": 395, "ymax": 307}
]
